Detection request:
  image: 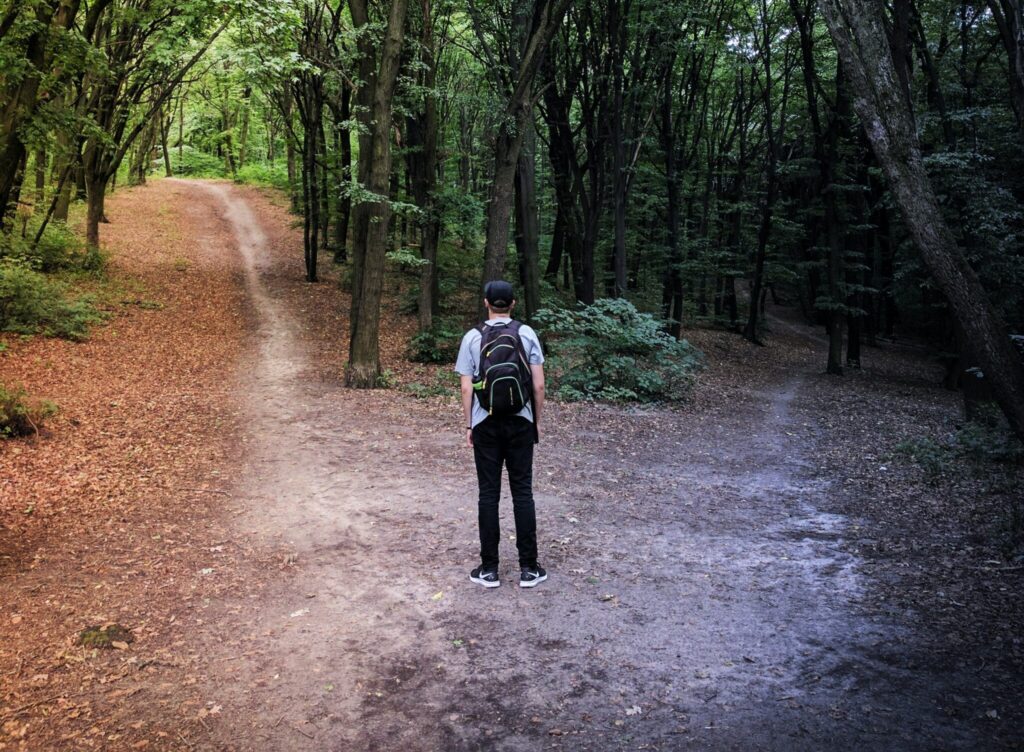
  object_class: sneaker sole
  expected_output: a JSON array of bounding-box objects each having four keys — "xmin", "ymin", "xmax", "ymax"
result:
[
  {"xmin": 470, "ymin": 575, "xmax": 501, "ymax": 588},
  {"xmin": 519, "ymin": 573, "xmax": 548, "ymax": 588}
]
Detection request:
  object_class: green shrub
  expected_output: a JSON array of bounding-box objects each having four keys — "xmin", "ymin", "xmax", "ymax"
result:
[
  {"xmin": 173, "ymin": 147, "xmax": 227, "ymax": 178},
  {"xmin": 403, "ymin": 369, "xmax": 458, "ymax": 399},
  {"xmin": 375, "ymin": 368, "xmax": 399, "ymax": 389},
  {"xmin": 0, "ymin": 259, "xmax": 105, "ymax": 340},
  {"xmin": 534, "ymin": 298, "xmax": 703, "ymax": 403},
  {"xmin": 0, "ymin": 384, "xmax": 57, "ymax": 438},
  {"xmin": 956, "ymin": 421, "xmax": 1024, "ymax": 464},
  {"xmin": 0, "ymin": 221, "xmax": 106, "ymax": 275},
  {"xmin": 407, "ymin": 316, "xmax": 464, "ymax": 364},
  {"xmin": 235, "ymin": 162, "xmax": 291, "ymax": 191},
  {"xmin": 894, "ymin": 437, "xmax": 947, "ymax": 478}
]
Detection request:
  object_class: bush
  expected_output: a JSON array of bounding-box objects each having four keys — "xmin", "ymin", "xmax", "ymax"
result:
[
  {"xmin": 173, "ymin": 147, "xmax": 226, "ymax": 178},
  {"xmin": 407, "ymin": 316, "xmax": 464, "ymax": 364},
  {"xmin": 403, "ymin": 369, "xmax": 458, "ymax": 399},
  {"xmin": 235, "ymin": 162, "xmax": 291, "ymax": 191},
  {"xmin": 957, "ymin": 421, "xmax": 1024, "ymax": 464},
  {"xmin": 0, "ymin": 259, "xmax": 105, "ymax": 340},
  {"xmin": 0, "ymin": 221, "xmax": 105, "ymax": 275},
  {"xmin": 0, "ymin": 384, "xmax": 57, "ymax": 438},
  {"xmin": 894, "ymin": 437, "xmax": 946, "ymax": 478},
  {"xmin": 534, "ymin": 298, "xmax": 703, "ymax": 403}
]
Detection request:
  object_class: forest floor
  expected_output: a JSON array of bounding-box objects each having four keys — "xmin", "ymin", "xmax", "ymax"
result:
[{"xmin": 1, "ymin": 179, "xmax": 1022, "ymax": 751}]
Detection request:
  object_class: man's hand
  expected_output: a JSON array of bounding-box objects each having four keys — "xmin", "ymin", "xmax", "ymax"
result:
[{"xmin": 466, "ymin": 428, "xmax": 474, "ymax": 448}]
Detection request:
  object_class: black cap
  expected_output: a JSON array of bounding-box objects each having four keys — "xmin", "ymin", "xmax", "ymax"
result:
[{"xmin": 484, "ymin": 280, "xmax": 515, "ymax": 308}]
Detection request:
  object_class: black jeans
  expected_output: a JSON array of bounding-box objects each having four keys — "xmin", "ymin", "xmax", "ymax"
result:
[{"xmin": 472, "ymin": 416, "xmax": 537, "ymax": 569}]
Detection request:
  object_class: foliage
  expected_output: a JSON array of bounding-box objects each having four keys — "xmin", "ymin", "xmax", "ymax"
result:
[
  {"xmin": 403, "ymin": 369, "xmax": 458, "ymax": 399},
  {"xmin": 0, "ymin": 259, "xmax": 105, "ymax": 340},
  {"xmin": 0, "ymin": 222, "xmax": 105, "ymax": 275},
  {"xmin": 894, "ymin": 437, "xmax": 947, "ymax": 479},
  {"xmin": 895, "ymin": 421, "xmax": 1023, "ymax": 479},
  {"xmin": 235, "ymin": 162, "xmax": 291, "ymax": 191},
  {"xmin": 534, "ymin": 298, "xmax": 702, "ymax": 403},
  {"xmin": 173, "ymin": 147, "xmax": 228, "ymax": 178},
  {"xmin": 957, "ymin": 421, "xmax": 1024, "ymax": 465},
  {"xmin": 375, "ymin": 368, "xmax": 399, "ymax": 388},
  {"xmin": 0, "ymin": 384, "xmax": 58, "ymax": 438},
  {"xmin": 386, "ymin": 248, "xmax": 430, "ymax": 270},
  {"xmin": 407, "ymin": 317, "xmax": 463, "ymax": 364}
]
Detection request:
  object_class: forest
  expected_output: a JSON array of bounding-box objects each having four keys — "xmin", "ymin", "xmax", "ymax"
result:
[
  {"xmin": 2, "ymin": 0, "xmax": 1024, "ymax": 749},
  {"xmin": 3, "ymin": 0, "xmax": 1023, "ymax": 418}
]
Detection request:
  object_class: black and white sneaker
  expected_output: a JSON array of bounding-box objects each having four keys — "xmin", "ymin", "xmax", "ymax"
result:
[
  {"xmin": 519, "ymin": 566, "xmax": 547, "ymax": 588},
  {"xmin": 470, "ymin": 567, "xmax": 500, "ymax": 588}
]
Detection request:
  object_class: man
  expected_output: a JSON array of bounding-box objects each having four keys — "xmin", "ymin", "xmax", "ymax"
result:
[{"xmin": 455, "ymin": 280, "xmax": 547, "ymax": 589}]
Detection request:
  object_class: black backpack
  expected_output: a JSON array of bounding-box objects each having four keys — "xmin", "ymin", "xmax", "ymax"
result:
[{"xmin": 473, "ymin": 321, "xmax": 533, "ymax": 416}]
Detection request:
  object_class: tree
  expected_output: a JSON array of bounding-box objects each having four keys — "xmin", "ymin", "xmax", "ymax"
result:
[
  {"xmin": 79, "ymin": 1, "xmax": 231, "ymax": 247},
  {"xmin": 470, "ymin": 0, "xmax": 571, "ymax": 302},
  {"xmin": 345, "ymin": 0, "xmax": 409, "ymax": 388},
  {"xmin": 819, "ymin": 0, "xmax": 1024, "ymax": 438}
]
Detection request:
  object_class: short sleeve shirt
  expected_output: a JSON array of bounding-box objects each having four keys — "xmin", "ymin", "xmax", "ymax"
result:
[{"xmin": 454, "ymin": 317, "xmax": 544, "ymax": 428}]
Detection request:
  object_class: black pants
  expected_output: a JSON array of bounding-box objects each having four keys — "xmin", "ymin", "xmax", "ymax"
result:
[{"xmin": 472, "ymin": 416, "xmax": 537, "ymax": 569}]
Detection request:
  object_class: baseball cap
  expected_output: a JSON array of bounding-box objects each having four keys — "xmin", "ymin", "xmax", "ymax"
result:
[{"xmin": 484, "ymin": 280, "xmax": 515, "ymax": 308}]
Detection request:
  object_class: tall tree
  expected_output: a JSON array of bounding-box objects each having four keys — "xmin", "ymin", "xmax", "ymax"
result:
[
  {"xmin": 345, "ymin": 0, "xmax": 409, "ymax": 388},
  {"xmin": 80, "ymin": 1, "xmax": 230, "ymax": 247},
  {"xmin": 470, "ymin": 0, "xmax": 571, "ymax": 299},
  {"xmin": 819, "ymin": 0, "xmax": 1024, "ymax": 438}
]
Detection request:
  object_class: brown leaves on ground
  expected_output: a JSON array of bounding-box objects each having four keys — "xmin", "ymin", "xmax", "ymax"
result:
[{"xmin": 0, "ymin": 179, "xmax": 256, "ymax": 750}]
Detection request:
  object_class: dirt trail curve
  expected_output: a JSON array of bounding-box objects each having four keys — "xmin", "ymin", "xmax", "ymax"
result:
[{"xmin": 184, "ymin": 181, "xmax": 980, "ymax": 751}]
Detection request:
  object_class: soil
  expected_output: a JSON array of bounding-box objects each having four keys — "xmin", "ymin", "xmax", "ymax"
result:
[{"xmin": 2, "ymin": 179, "xmax": 1022, "ymax": 751}]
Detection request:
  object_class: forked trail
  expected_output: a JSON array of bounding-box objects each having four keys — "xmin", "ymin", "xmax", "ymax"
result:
[{"xmin": 177, "ymin": 181, "xmax": 983, "ymax": 751}]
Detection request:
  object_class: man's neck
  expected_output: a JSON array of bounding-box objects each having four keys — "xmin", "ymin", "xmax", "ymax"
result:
[{"xmin": 486, "ymin": 312, "xmax": 511, "ymax": 321}]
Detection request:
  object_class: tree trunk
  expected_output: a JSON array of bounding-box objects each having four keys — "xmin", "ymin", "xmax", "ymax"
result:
[
  {"xmin": 409, "ymin": 0, "xmax": 440, "ymax": 331},
  {"xmin": 85, "ymin": 176, "xmax": 106, "ymax": 248},
  {"xmin": 658, "ymin": 51, "xmax": 684, "ymax": 338},
  {"xmin": 610, "ymin": 10, "xmax": 628, "ymax": 299},
  {"xmin": 238, "ymin": 87, "xmax": 252, "ymax": 169},
  {"xmin": 333, "ymin": 85, "xmax": 352, "ymax": 263},
  {"xmin": 346, "ymin": 0, "xmax": 409, "ymax": 388},
  {"xmin": 821, "ymin": 0, "xmax": 1024, "ymax": 438},
  {"xmin": 160, "ymin": 106, "xmax": 173, "ymax": 177},
  {"xmin": 988, "ymin": 0, "xmax": 1024, "ymax": 129},
  {"xmin": 478, "ymin": 0, "xmax": 572, "ymax": 303},
  {"xmin": 546, "ymin": 207, "xmax": 565, "ymax": 286},
  {"xmin": 34, "ymin": 147, "xmax": 46, "ymax": 210},
  {"xmin": 514, "ymin": 124, "xmax": 541, "ymax": 321}
]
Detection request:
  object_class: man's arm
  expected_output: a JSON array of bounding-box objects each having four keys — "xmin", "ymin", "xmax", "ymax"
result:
[
  {"xmin": 461, "ymin": 375, "xmax": 475, "ymax": 447},
  {"xmin": 531, "ymin": 363, "xmax": 545, "ymax": 436}
]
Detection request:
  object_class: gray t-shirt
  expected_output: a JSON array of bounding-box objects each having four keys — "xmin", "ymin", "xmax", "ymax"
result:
[{"xmin": 455, "ymin": 317, "xmax": 544, "ymax": 428}]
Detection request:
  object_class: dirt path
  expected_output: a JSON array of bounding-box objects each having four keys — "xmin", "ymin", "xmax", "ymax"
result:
[{"xmin": 168, "ymin": 182, "xmax": 998, "ymax": 751}]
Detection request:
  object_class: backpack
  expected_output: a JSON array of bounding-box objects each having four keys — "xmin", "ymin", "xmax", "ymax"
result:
[{"xmin": 473, "ymin": 321, "xmax": 533, "ymax": 416}]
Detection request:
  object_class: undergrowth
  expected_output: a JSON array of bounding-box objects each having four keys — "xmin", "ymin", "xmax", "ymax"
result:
[
  {"xmin": 0, "ymin": 219, "xmax": 108, "ymax": 339},
  {"xmin": 407, "ymin": 316, "xmax": 463, "ymax": 364},
  {"xmin": 534, "ymin": 298, "xmax": 703, "ymax": 403},
  {"xmin": 0, "ymin": 384, "xmax": 57, "ymax": 438},
  {"xmin": 895, "ymin": 421, "xmax": 1024, "ymax": 479}
]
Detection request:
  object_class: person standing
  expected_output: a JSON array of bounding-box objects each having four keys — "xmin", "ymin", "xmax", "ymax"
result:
[{"xmin": 455, "ymin": 280, "xmax": 547, "ymax": 589}]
